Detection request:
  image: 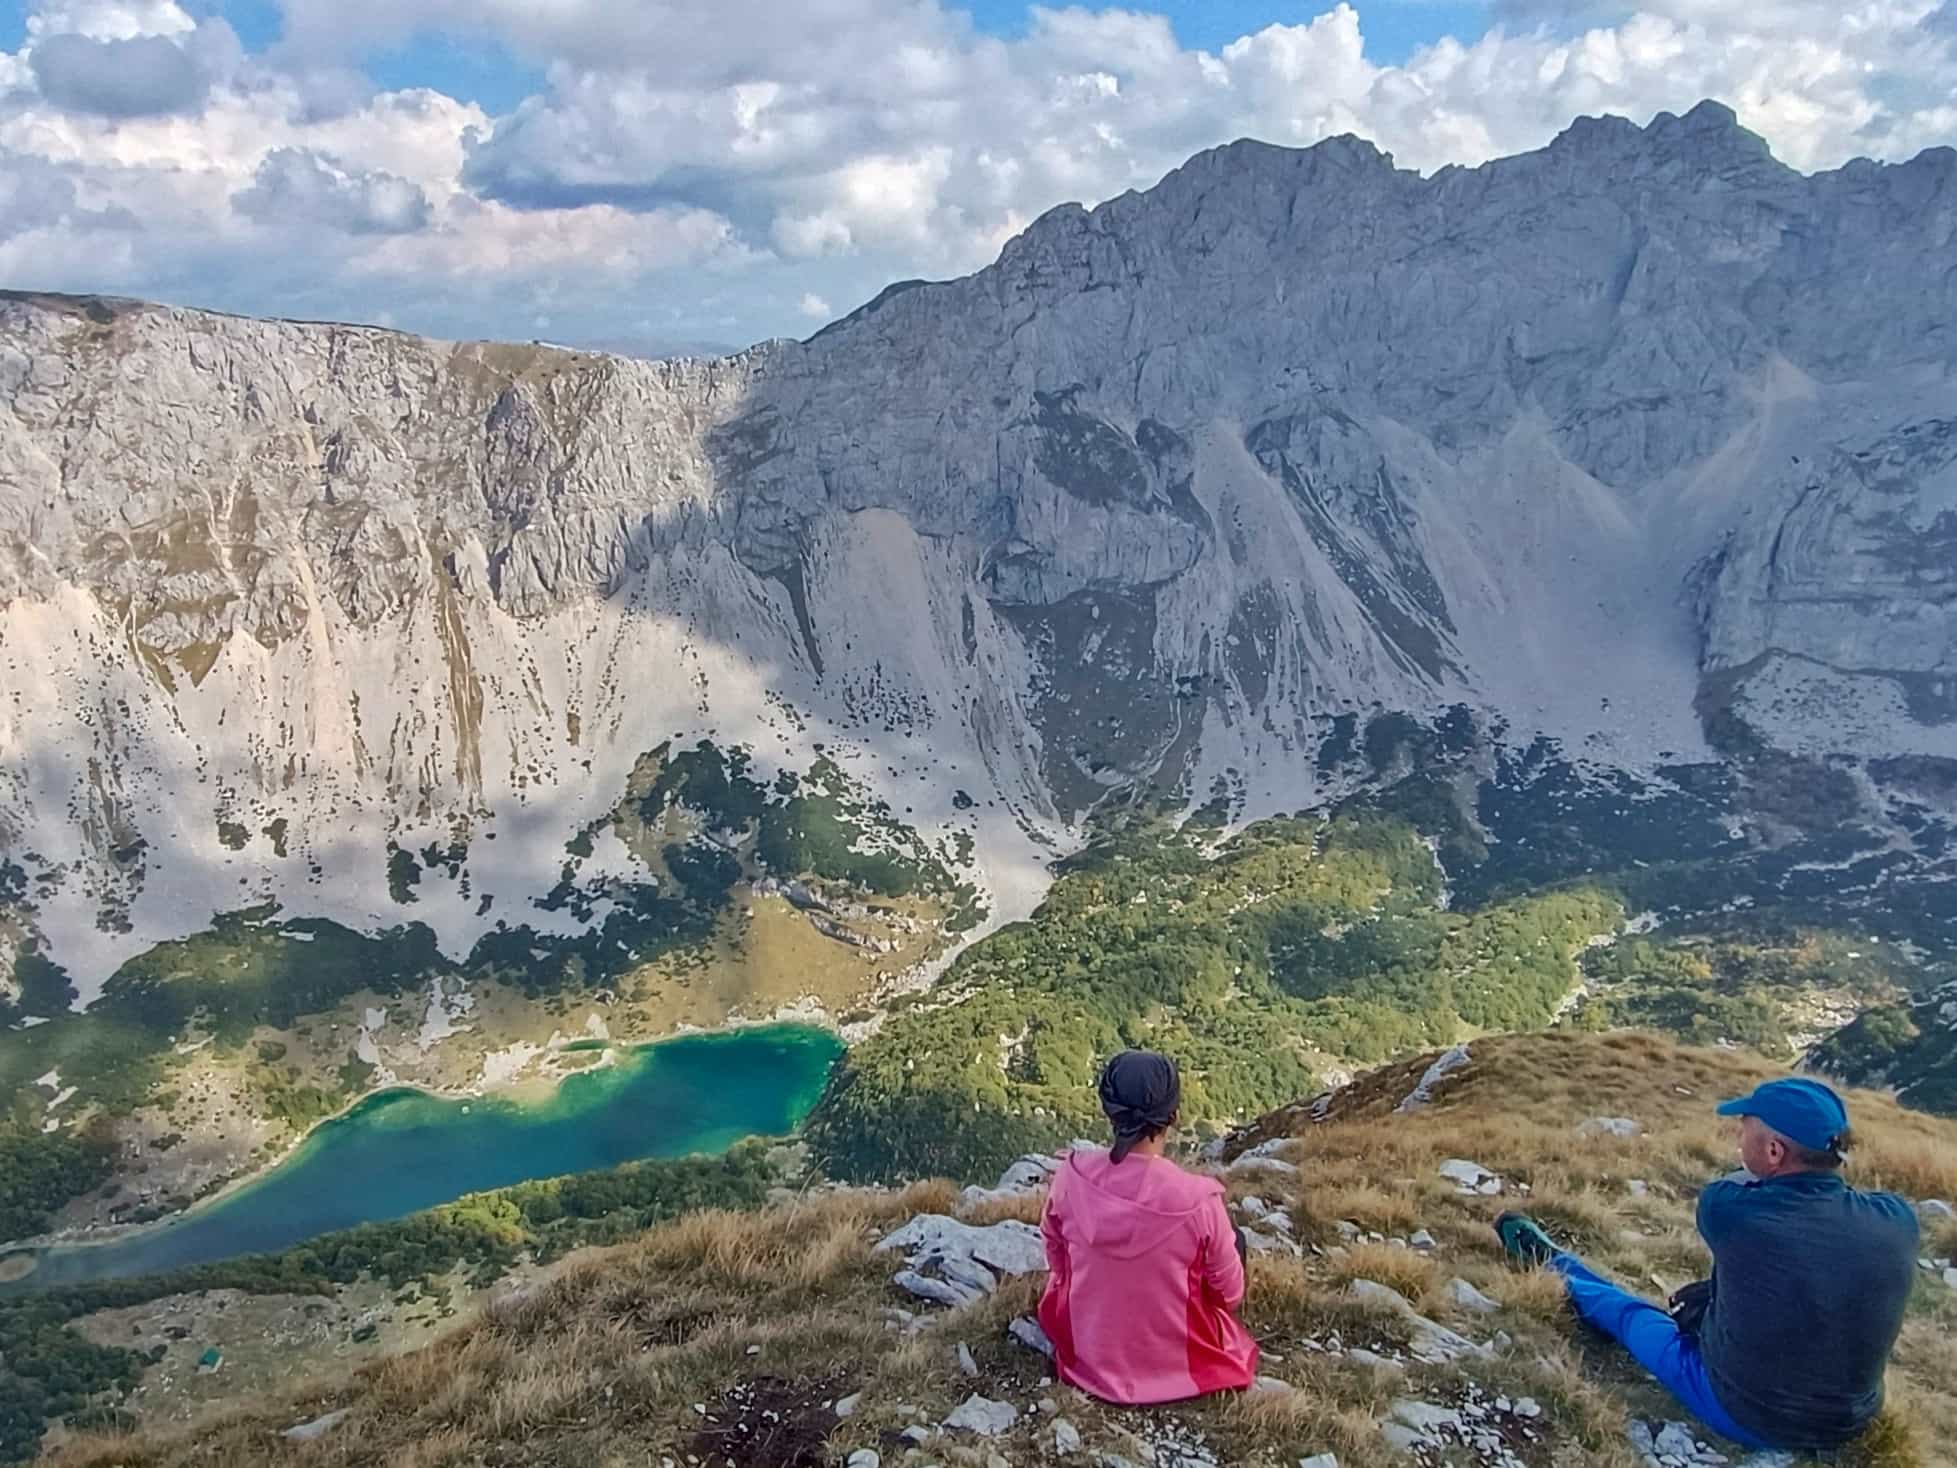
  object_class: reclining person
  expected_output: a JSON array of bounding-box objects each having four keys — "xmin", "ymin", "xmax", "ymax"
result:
[
  {"xmin": 1497, "ymin": 1078, "xmax": 1918, "ymax": 1454},
  {"xmin": 1037, "ymin": 1050, "xmax": 1259, "ymax": 1404}
]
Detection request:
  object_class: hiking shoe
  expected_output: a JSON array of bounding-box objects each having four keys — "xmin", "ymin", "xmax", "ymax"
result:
[{"xmin": 1495, "ymin": 1211, "xmax": 1558, "ymax": 1268}]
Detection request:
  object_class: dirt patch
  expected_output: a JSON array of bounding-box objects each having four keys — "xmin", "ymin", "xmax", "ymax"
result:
[{"xmin": 687, "ymin": 1374, "xmax": 849, "ymax": 1468}]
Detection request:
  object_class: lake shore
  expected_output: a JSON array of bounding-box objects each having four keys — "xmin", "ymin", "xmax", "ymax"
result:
[{"xmin": 4, "ymin": 1018, "xmax": 844, "ymax": 1281}]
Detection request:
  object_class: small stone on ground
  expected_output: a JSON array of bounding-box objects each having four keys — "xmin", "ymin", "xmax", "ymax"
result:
[
  {"xmin": 1010, "ymin": 1314, "xmax": 1056, "ymax": 1357},
  {"xmin": 281, "ymin": 1408, "xmax": 352, "ymax": 1442},
  {"xmin": 1448, "ymin": 1277, "xmax": 1501, "ymax": 1314},
  {"xmin": 1438, "ymin": 1158, "xmax": 1504, "ymax": 1195},
  {"xmin": 1579, "ymin": 1116, "xmax": 1643, "ymax": 1138},
  {"xmin": 944, "ymin": 1394, "xmax": 1020, "ymax": 1437}
]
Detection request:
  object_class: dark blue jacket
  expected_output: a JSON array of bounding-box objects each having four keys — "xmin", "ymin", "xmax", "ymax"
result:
[{"xmin": 1697, "ymin": 1171, "xmax": 1919, "ymax": 1449}]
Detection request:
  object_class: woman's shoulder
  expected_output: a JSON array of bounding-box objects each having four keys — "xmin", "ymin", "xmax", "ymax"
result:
[
  {"xmin": 1055, "ymin": 1149, "xmax": 1225, "ymax": 1207},
  {"xmin": 1154, "ymin": 1156, "xmax": 1227, "ymax": 1206}
]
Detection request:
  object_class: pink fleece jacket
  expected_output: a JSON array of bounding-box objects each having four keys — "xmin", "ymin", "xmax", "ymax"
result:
[{"xmin": 1037, "ymin": 1146, "xmax": 1259, "ymax": 1404}]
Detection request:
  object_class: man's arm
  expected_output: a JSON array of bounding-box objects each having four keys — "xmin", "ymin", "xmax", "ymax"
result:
[{"xmin": 1696, "ymin": 1176, "xmax": 1754, "ymax": 1251}]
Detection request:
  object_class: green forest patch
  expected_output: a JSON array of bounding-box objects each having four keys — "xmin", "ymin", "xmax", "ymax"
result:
[{"xmin": 807, "ymin": 812, "xmax": 1622, "ymax": 1183}]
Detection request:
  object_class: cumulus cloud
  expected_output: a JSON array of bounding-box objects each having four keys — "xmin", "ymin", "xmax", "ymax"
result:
[
  {"xmin": 29, "ymin": 30, "xmax": 212, "ymax": 117},
  {"xmin": 0, "ymin": 148, "xmax": 139, "ymax": 239},
  {"xmin": 234, "ymin": 147, "xmax": 433, "ymax": 234},
  {"xmin": 798, "ymin": 291, "xmax": 833, "ymax": 318},
  {"xmin": 452, "ymin": 0, "xmax": 1957, "ymax": 287}
]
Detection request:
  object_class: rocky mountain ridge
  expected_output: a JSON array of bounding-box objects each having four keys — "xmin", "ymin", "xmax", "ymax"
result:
[{"xmin": 5, "ymin": 99, "xmax": 1957, "ymax": 986}]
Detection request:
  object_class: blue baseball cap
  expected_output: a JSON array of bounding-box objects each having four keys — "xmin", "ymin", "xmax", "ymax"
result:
[{"xmin": 1716, "ymin": 1078, "xmax": 1849, "ymax": 1152}]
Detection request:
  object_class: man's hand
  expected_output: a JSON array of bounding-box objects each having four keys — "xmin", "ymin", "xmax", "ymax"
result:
[{"xmin": 1669, "ymin": 1278, "xmax": 1713, "ymax": 1336}]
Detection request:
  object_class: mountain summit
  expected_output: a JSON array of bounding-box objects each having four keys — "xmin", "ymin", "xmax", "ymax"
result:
[{"xmin": 4, "ymin": 101, "xmax": 1957, "ymax": 983}]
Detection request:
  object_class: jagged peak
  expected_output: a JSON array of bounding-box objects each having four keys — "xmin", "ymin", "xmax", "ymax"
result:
[
  {"xmin": 1132, "ymin": 129, "xmax": 1406, "ymax": 216},
  {"xmin": 984, "ymin": 128, "xmax": 1405, "ymax": 280},
  {"xmin": 1543, "ymin": 97, "xmax": 1777, "ymax": 169},
  {"xmin": 1198, "ymin": 130, "xmax": 1399, "ymax": 174},
  {"xmin": 1655, "ymin": 97, "xmax": 1745, "ymax": 134}
]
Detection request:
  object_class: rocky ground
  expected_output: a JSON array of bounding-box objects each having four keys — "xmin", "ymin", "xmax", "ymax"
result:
[{"xmin": 42, "ymin": 1030, "xmax": 1957, "ymax": 1468}]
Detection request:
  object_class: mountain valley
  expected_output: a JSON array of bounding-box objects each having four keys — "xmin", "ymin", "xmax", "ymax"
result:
[{"xmin": 3, "ymin": 99, "xmax": 1957, "ymax": 1459}]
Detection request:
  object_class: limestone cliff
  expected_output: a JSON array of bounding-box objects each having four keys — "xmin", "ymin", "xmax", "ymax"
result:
[{"xmin": 4, "ymin": 99, "xmax": 1957, "ymax": 985}]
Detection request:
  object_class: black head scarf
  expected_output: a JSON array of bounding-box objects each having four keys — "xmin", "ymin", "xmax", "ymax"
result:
[{"xmin": 1098, "ymin": 1050, "xmax": 1181, "ymax": 1163}]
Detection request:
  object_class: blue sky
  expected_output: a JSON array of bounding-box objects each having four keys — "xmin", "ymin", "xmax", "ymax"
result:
[
  {"xmin": 965, "ymin": 0, "xmax": 1498, "ymax": 61},
  {"xmin": 0, "ymin": 0, "xmax": 1951, "ymax": 352}
]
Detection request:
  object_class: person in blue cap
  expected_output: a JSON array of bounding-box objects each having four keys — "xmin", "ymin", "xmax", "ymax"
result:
[{"xmin": 1493, "ymin": 1077, "xmax": 1918, "ymax": 1452}]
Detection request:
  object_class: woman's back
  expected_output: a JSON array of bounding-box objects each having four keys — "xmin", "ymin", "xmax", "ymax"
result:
[{"xmin": 1037, "ymin": 1146, "xmax": 1259, "ymax": 1404}]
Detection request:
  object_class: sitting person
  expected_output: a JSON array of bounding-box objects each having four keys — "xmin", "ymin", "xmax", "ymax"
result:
[
  {"xmin": 1037, "ymin": 1049, "xmax": 1259, "ymax": 1404},
  {"xmin": 1497, "ymin": 1077, "xmax": 1918, "ymax": 1453}
]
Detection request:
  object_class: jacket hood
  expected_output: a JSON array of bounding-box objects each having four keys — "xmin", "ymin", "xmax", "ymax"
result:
[{"xmin": 1057, "ymin": 1148, "xmax": 1221, "ymax": 1260}]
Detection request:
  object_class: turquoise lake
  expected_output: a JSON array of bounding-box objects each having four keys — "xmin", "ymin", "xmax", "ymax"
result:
[{"xmin": 5, "ymin": 1023, "xmax": 841, "ymax": 1289}]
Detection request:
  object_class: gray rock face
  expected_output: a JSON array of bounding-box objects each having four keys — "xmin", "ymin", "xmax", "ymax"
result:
[
  {"xmin": 1447, "ymin": 1277, "xmax": 1502, "ymax": 1315},
  {"xmin": 958, "ymin": 1151, "xmax": 1063, "ymax": 1212},
  {"xmin": 876, "ymin": 1214, "xmax": 1047, "ymax": 1308},
  {"xmin": 1397, "ymin": 1045, "xmax": 1472, "ymax": 1114},
  {"xmin": 4, "ymin": 102, "xmax": 1957, "ymax": 977},
  {"xmin": 1347, "ymin": 1279, "xmax": 1491, "ymax": 1364}
]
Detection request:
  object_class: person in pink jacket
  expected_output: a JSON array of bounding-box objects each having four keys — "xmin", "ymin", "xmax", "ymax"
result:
[{"xmin": 1037, "ymin": 1050, "xmax": 1260, "ymax": 1404}]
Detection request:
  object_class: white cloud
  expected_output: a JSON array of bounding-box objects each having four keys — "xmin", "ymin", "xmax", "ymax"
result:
[
  {"xmin": 0, "ymin": 0, "xmax": 1952, "ymax": 349},
  {"xmin": 25, "ymin": 0, "xmax": 196, "ymax": 43},
  {"xmin": 30, "ymin": 29, "xmax": 217, "ymax": 117},
  {"xmin": 455, "ymin": 0, "xmax": 1957, "ymax": 288},
  {"xmin": 0, "ymin": 145, "xmax": 138, "ymax": 239},
  {"xmin": 234, "ymin": 147, "xmax": 432, "ymax": 233}
]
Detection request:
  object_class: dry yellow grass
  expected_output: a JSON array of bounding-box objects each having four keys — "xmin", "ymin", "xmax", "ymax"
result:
[{"xmin": 46, "ymin": 1031, "xmax": 1957, "ymax": 1468}]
